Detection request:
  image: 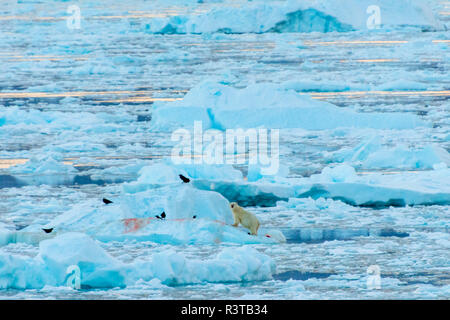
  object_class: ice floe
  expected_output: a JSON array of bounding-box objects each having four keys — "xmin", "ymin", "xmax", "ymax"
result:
[
  {"xmin": 8, "ymin": 154, "xmax": 76, "ymax": 175},
  {"xmin": 123, "ymin": 162, "xmax": 242, "ymax": 193},
  {"xmin": 330, "ymin": 136, "xmax": 450, "ymax": 169},
  {"xmin": 151, "ymin": 81, "xmax": 427, "ymax": 130},
  {"xmin": 0, "ymin": 233, "xmax": 275, "ymax": 289},
  {"xmin": 194, "ymin": 164, "xmax": 450, "ymax": 207},
  {"xmin": 144, "ymin": 0, "xmax": 441, "ymax": 34},
  {"xmin": 7, "ymin": 163, "xmax": 280, "ymax": 245}
]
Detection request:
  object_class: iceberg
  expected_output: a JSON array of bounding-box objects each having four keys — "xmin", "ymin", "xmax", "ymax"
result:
[
  {"xmin": 331, "ymin": 136, "xmax": 450, "ymax": 169},
  {"xmin": 123, "ymin": 162, "xmax": 242, "ymax": 193},
  {"xmin": 297, "ymin": 164, "xmax": 450, "ymax": 206},
  {"xmin": 144, "ymin": 0, "xmax": 441, "ymax": 34},
  {"xmin": 12, "ymin": 163, "xmax": 280, "ymax": 245},
  {"xmin": 0, "ymin": 106, "xmax": 110, "ymax": 129},
  {"xmin": 247, "ymin": 164, "xmax": 290, "ymax": 182},
  {"xmin": 5, "ymin": 154, "xmax": 77, "ymax": 187},
  {"xmin": 44, "ymin": 185, "xmax": 278, "ymax": 244},
  {"xmin": 193, "ymin": 164, "xmax": 450, "ymax": 207},
  {"xmin": 37, "ymin": 232, "xmax": 126, "ymax": 289},
  {"xmin": 151, "ymin": 81, "xmax": 427, "ymax": 131},
  {"xmin": 8, "ymin": 154, "xmax": 76, "ymax": 175},
  {"xmin": 0, "ymin": 233, "xmax": 275, "ymax": 289},
  {"xmin": 129, "ymin": 245, "xmax": 276, "ymax": 285}
]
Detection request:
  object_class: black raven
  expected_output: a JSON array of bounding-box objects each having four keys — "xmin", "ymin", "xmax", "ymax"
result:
[
  {"xmin": 179, "ymin": 174, "xmax": 190, "ymax": 183},
  {"xmin": 156, "ymin": 212, "xmax": 166, "ymax": 220}
]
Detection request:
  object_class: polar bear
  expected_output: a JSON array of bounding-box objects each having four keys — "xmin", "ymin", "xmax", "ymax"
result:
[{"xmin": 230, "ymin": 202, "xmax": 260, "ymax": 235}]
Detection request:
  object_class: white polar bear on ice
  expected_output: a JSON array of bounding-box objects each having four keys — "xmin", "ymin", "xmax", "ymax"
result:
[{"xmin": 230, "ymin": 202, "xmax": 260, "ymax": 236}]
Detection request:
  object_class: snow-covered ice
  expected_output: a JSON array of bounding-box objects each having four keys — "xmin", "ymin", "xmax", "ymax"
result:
[
  {"xmin": 0, "ymin": 232, "xmax": 275, "ymax": 289},
  {"xmin": 144, "ymin": 0, "xmax": 442, "ymax": 34},
  {"xmin": 330, "ymin": 135, "xmax": 450, "ymax": 169},
  {"xmin": 151, "ymin": 80, "xmax": 427, "ymax": 130},
  {"xmin": 0, "ymin": 0, "xmax": 448, "ymax": 300},
  {"xmin": 191, "ymin": 163, "xmax": 450, "ymax": 207}
]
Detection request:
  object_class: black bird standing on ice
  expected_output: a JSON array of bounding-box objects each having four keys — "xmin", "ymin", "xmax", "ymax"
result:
[
  {"xmin": 179, "ymin": 174, "xmax": 190, "ymax": 183},
  {"xmin": 103, "ymin": 198, "xmax": 113, "ymax": 205},
  {"xmin": 155, "ymin": 211, "xmax": 166, "ymax": 220}
]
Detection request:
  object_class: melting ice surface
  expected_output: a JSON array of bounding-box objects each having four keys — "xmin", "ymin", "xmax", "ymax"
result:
[{"xmin": 0, "ymin": 0, "xmax": 449, "ymax": 299}]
